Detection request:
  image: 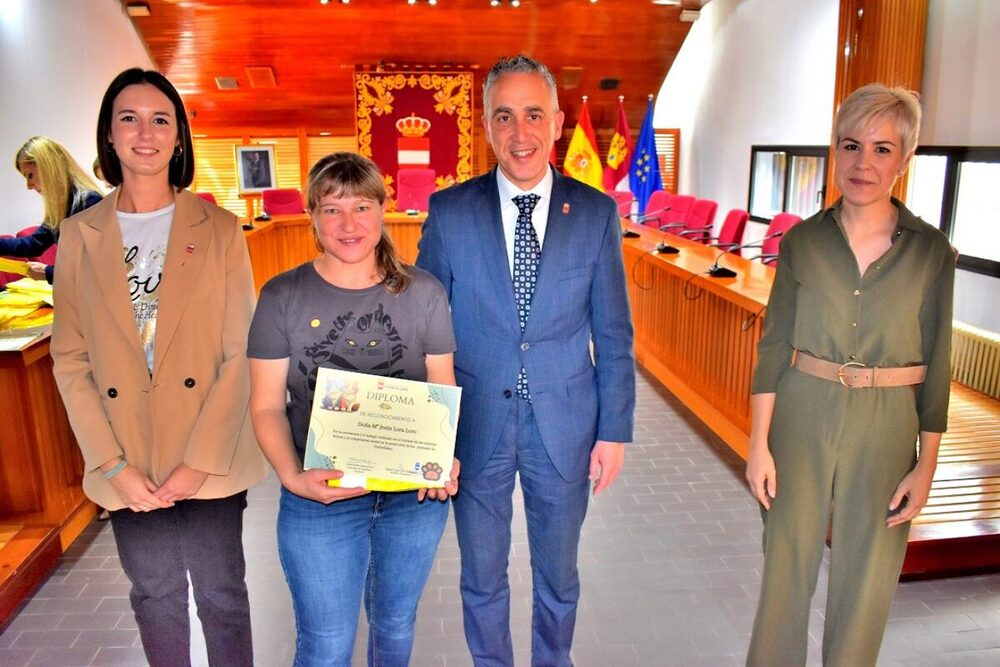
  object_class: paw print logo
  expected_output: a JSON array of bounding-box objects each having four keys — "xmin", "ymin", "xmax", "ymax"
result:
[{"xmin": 421, "ymin": 461, "xmax": 443, "ymax": 481}]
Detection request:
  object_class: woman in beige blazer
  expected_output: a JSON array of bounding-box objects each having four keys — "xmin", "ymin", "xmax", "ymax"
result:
[{"xmin": 51, "ymin": 68, "xmax": 264, "ymax": 667}]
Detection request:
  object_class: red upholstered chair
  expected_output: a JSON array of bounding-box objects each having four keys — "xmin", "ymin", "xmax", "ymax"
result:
[
  {"xmin": 637, "ymin": 190, "xmax": 673, "ymax": 226},
  {"xmin": 705, "ymin": 209, "xmax": 750, "ymax": 256},
  {"xmin": 608, "ymin": 190, "xmax": 635, "ymax": 218},
  {"xmin": 262, "ymin": 188, "xmax": 305, "ymax": 215},
  {"xmin": 675, "ymin": 199, "xmax": 718, "ymax": 244},
  {"xmin": 653, "ymin": 194, "xmax": 695, "ymax": 231},
  {"xmin": 755, "ymin": 212, "xmax": 803, "ymax": 265},
  {"xmin": 396, "ymin": 168, "xmax": 437, "ymax": 212},
  {"xmin": 195, "ymin": 192, "xmax": 218, "ymax": 205}
]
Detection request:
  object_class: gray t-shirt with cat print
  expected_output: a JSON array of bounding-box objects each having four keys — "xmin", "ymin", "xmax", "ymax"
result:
[{"xmin": 247, "ymin": 262, "xmax": 456, "ymax": 459}]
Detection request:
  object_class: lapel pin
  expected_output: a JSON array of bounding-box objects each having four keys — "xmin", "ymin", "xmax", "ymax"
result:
[
  {"xmin": 185, "ymin": 244, "xmax": 196, "ymax": 254},
  {"xmin": 562, "ymin": 202, "xmax": 570, "ymax": 215}
]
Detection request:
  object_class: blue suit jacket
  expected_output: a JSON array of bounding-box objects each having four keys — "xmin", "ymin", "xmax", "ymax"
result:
[{"xmin": 416, "ymin": 168, "xmax": 635, "ymax": 481}]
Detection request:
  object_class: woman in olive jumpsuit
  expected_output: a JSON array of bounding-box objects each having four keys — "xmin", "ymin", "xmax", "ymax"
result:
[{"xmin": 745, "ymin": 84, "xmax": 955, "ymax": 666}]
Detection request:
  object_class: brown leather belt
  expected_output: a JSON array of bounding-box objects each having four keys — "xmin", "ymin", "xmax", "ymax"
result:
[{"xmin": 792, "ymin": 350, "xmax": 927, "ymax": 388}]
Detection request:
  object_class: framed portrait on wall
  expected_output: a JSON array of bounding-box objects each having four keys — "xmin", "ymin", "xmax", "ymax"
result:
[{"xmin": 235, "ymin": 145, "xmax": 277, "ymax": 193}]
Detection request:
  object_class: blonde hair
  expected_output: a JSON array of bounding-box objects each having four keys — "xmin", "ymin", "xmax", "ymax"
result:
[
  {"xmin": 15, "ymin": 136, "xmax": 99, "ymax": 230},
  {"xmin": 833, "ymin": 84, "xmax": 922, "ymax": 157},
  {"xmin": 306, "ymin": 152, "xmax": 410, "ymax": 294}
]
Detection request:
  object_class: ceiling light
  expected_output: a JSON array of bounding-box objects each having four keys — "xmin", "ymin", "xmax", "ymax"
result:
[
  {"xmin": 126, "ymin": 2, "xmax": 151, "ymax": 16},
  {"xmin": 651, "ymin": 0, "xmax": 681, "ymax": 5}
]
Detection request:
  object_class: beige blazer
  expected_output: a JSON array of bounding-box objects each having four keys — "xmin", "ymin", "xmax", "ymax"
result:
[{"xmin": 51, "ymin": 189, "xmax": 265, "ymax": 510}]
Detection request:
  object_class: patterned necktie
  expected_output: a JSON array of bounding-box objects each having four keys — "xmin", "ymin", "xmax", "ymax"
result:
[{"xmin": 512, "ymin": 193, "xmax": 541, "ymax": 399}]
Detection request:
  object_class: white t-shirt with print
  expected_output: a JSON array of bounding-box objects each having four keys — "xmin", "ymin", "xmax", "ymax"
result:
[{"xmin": 117, "ymin": 203, "xmax": 174, "ymax": 373}]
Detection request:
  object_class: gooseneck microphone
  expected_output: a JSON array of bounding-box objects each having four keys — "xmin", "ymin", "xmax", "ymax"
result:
[
  {"xmin": 623, "ymin": 207, "xmax": 682, "ymax": 254},
  {"xmin": 621, "ymin": 205, "xmax": 673, "ymax": 225},
  {"xmin": 706, "ymin": 231, "xmax": 785, "ymax": 278}
]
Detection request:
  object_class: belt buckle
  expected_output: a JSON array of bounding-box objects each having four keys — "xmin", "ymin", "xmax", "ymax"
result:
[{"xmin": 837, "ymin": 361, "xmax": 866, "ymax": 387}]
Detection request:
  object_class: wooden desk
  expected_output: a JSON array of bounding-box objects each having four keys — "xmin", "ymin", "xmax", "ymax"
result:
[
  {"xmin": 622, "ymin": 222, "xmax": 773, "ymax": 458},
  {"xmin": 0, "ymin": 330, "xmax": 97, "ymax": 628},
  {"xmin": 623, "ymin": 221, "xmax": 1000, "ymax": 578},
  {"xmin": 242, "ymin": 211, "xmax": 426, "ymax": 292}
]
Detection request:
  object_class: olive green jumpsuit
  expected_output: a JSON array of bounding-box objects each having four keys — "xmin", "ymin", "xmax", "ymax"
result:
[{"xmin": 746, "ymin": 199, "xmax": 955, "ymax": 666}]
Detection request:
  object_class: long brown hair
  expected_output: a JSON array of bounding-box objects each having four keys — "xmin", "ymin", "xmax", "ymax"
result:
[{"xmin": 306, "ymin": 152, "xmax": 410, "ymax": 294}]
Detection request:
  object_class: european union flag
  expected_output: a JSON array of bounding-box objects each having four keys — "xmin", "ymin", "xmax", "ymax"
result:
[{"xmin": 629, "ymin": 97, "xmax": 663, "ymax": 216}]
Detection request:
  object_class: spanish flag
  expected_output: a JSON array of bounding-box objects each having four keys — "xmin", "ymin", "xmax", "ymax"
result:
[
  {"xmin": 563, "ymin": 97, "xmax": 603, "ymax": 191},
  {"xmin": 603, "ymin": 96, "xmax": 633, "ymax": 192}
]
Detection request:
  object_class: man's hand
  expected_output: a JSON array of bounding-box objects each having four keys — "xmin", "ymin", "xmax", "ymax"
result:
[{"xmin": 589, "ymin": 441, "xmax": 625, "ymax": 496}]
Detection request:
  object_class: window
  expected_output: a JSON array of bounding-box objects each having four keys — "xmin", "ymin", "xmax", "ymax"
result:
[
  {"xmin": 906, "ymin": 147, "xmax": 1000, "ymax": 277},
  {"xmin": 748, "ymin": 146, "xmax": 828, "ymax": 222}
]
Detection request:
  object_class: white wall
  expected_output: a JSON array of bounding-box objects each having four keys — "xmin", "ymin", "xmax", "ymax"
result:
[
  {"xmin": 657, "ymin": 0, "xmax": 997, "ymax": 332},
  {"xmin": 0, "ymin": 0, "xmax": 153, "ymax": 235},
  {"xmin": 922, "ymin": 0, "xmax": 1000, "ymax": 146},
  {"xmin": 922, "ymin": 0, "xmax": 1000, "ymax": 332},
  {"xmin": 654, "ymin": 0, "xmax": 839, "ymax": 245}
]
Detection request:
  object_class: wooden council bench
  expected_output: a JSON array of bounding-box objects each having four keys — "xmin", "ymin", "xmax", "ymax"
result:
[{"xmin": 901, "ymin": 383, "xmax": 1000, "ymax": 578}]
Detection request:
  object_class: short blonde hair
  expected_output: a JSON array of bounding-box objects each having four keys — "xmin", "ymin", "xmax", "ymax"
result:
[
  {"xmin": 306, "ymin": 152, "xmax": 410, "ymax": 294},
  {"xmin": 833, "ymin": 83, "xmax": 922, "ymax": 156}
]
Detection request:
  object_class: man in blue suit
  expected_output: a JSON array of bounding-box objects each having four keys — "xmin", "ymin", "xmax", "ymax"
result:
[{"xmin": 417, "ymin": 55, "xmax": 636, "ymax": 666}]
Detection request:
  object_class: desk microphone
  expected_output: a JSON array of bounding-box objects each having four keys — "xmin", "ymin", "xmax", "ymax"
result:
[
  {"xmin": 707, "ymin": 231, "xmax": 784, "ymax": 278},
  {"xmin": 622, "ymin": 206, "xmax": 681, "ymax": 253},
  {"xmin": 623, "ymin": 205, "xmax": 672, "ymax": 225}
]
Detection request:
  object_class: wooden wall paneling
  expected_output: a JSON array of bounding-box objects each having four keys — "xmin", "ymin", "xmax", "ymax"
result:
[
  {"xmin": 656, "ymin": 129, "xmax": 680, "ymax": 194},
  {"xmin": 621, "ymin": 224, "xmax": 774, "ymax": 457},
  {"xmin": 0, "ymin": 360, "xmax": 44, "ymax": 514},
  {"xmin": 243, "ymin": 213, "xmax": 424, "ymax": 295},
  {"xmin": 0, "ymin": 339, "xmax": 96, "ymax": 628},
  {"xmin": 133, "ymin": 1, "xmax": 692, "ymax": 137},
  {"xmin": 827, "ymin": 0, "xmax": 928, "ymax": 204}
]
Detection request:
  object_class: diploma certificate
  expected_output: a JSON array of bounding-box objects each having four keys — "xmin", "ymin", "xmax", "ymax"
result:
[{"xmin": 305, "ymin": 367, "xmax": 461, "ymax": 491}]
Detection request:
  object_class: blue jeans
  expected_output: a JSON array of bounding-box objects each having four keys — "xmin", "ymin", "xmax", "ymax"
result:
[{"xmin": 278, "ymin": 487, "xmax": 450, "ymax": 667}]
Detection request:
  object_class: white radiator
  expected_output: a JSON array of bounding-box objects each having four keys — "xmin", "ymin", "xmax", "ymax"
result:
[{"xmin": 951, "ymin": 322, "xmax": 1000, "ymax": 400}]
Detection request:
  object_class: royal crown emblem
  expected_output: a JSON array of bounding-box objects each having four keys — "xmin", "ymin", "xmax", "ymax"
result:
[{"xmin": 395, "ymin": 114, "xmax": 432, "ymax": 138}]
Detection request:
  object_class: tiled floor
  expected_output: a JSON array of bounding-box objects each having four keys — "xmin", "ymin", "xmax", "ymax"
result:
[{"xmin": 3, "ymin": 369, "xmax": 1000, "ymax": 666}]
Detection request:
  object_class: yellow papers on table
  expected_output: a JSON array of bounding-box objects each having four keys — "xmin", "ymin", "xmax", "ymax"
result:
[
  {"xmin": 305, "ymin": 367, "xmax": 461, "ymax": 492},
  {"xmin": 0, "ymin": 278, "xmax": 53, "ymax": 330},
  {"xmin": 0, "ymin": 258, "xmax": 29, "ymax": 276}
]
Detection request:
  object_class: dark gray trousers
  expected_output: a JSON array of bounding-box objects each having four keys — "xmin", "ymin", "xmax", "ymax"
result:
[{"xmin": 110, "ymin": 491, "xmax": 252, "ymax": 667}]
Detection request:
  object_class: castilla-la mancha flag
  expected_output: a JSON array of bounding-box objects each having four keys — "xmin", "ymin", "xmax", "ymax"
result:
[
  {"xmin": 603, "ymin": 97, "xmax": 633, "ymax": 192},
  {"xmin": 563, "ymin": 97, "xmax": 603, "ymax": 191}
]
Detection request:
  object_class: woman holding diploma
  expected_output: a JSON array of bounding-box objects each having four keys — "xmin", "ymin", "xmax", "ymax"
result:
[{"xmin": 248, "ymin": 151, "xmax": 459, "ymax": 667}]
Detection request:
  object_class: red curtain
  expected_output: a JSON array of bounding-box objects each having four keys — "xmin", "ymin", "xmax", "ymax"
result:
[{"xmin": 355, "ymin": 72, "xmax": 474, "ymax": 211}]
